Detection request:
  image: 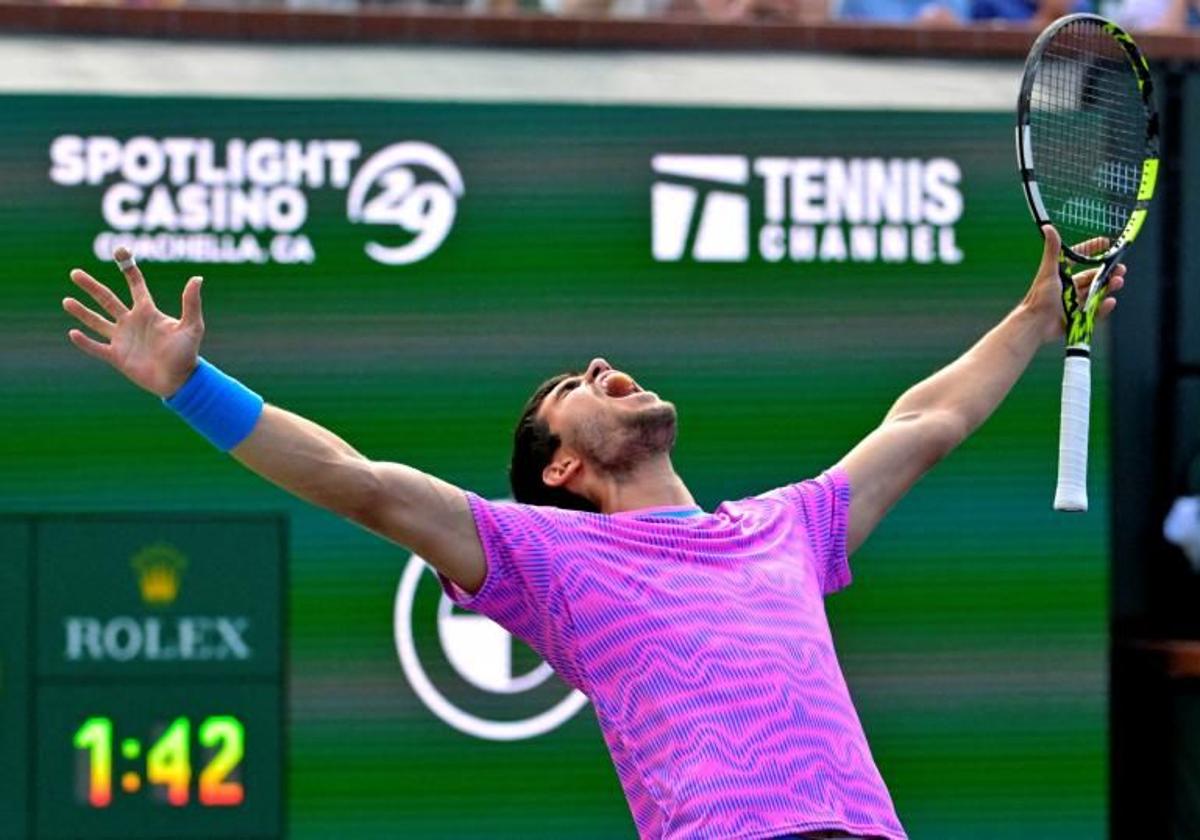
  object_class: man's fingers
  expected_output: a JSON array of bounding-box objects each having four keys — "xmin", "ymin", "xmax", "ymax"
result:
[
  {"xmin": 67, "ymin": 329, "xmax": 113, "ymax": 363},
  {"xmin": 1039, "ymin": 225, "xmax": 1062, "ymax": 276},
  {"xmin": 113, "ymin": 247, "xmax": 153, "ymax": 305},
  {"xmin": 70, "ymin": 268, "xmax": 128, "ymax": 319},
  {"xmin": 1073, "ymin": 266, "xmax": 1101, "ymax": 289},
  {"xmin": 1072, "ymin": 236, "xmax": 1110, "ymax": 258},
  {"xmin": 62, "ymin": 297, "xmax": 116, "ymax": 339},
  {"xmin": 180, "ymin": 277, "xmax": 204, "ymax": 328},
  {"xmin": 1073, "ymin": 263, "xmax": 1126, "ymax": 294}
]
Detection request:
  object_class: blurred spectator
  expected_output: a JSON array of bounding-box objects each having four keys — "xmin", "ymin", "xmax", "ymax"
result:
[
  {"xmin": 969, "ymin": 0, "xmax": 1036, "ymax": 20},
  {"xmin": 690, "ymin": 0, "xmax": 828, "ymax": 21},
  {"xmin": 836, "ymin": 0, "xmax": 967, "ymax": 25},
  {"xmin": 969, "ymin": 0, "xmax": 1079, "ymax": 26},
  {"xmin": 542, "ymin": 0, "xmax": 671, "ymax": 17},
  {"xmin": 51, "ymin": 0, "xmax": 185, "ymax": 7},
  {"xmin": 1165, "ymin": 451, "xmax": 1200, "ymax": 570},
  {"xmin": 1166, "ymin": 495, "xmax": 1200, "ymax": 570},
  {"xmin": 546, "ymin": 0, "xmax": 827, "ymax": 21},
  {"xmin": 1100, "ymin": 0, "xmax": 1200, "ymax": 30}
]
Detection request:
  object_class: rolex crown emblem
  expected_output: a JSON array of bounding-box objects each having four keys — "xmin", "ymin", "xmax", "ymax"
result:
[{"xmin": 130, "ymin": 543, "xmax": 188, "ymax": 606}]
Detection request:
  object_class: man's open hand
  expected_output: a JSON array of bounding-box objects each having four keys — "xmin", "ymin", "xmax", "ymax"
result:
[
  {"xmin": 63, "ymin": 248, "xmax": 204, "ymax": 398},
  {"xmin": 1025, "ymin": 225, "xmax": 1127, "ymax": 344}
]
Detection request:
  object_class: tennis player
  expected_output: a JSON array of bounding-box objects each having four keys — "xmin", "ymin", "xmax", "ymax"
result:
[{"xmin": 62, "ymin": 226, "xmax": 1121, "ymax": 840}]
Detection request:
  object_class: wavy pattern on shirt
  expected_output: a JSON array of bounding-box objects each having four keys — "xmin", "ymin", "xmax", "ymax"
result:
[{"xmin": 441, "ymin": 469, "xmax": 907, "ymax": 840}]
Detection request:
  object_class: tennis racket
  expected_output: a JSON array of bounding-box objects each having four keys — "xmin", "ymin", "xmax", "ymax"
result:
[{"xmin": 1016, "ymin": 13, "xmax": 1159, "ymax": 512}]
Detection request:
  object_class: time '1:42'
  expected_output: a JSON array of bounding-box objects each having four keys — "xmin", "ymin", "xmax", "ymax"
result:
[{"xmin": 73, "ymin": 715, "xmax": 245, "ymax": 808}]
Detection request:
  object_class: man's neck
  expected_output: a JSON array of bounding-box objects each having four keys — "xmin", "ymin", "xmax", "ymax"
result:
[{"xmin": 596, "ymin": 456, "xmax": 695, "ymax": 514}]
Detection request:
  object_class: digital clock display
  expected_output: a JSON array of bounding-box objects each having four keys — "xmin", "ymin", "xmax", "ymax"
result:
[
  {"xmin": 37, "ymin": 682, "xmax": 281, "ymax": 837},
  {"xmin": 74, "ymin": 715, "xmax": 245, "ymax": 808},
  {"xmin": 2, "ymin": 514, "xmax": 285, "ymax": 839}
]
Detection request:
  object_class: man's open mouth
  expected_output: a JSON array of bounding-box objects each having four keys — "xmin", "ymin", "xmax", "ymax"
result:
[{"xmin": 599, "ymin": 371, "xmax": 641, "ymax": 398}]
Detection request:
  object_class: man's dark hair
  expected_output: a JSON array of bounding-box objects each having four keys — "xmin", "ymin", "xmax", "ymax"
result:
[{"xmin": 510, "ymin": 372, "xmax": 599, "ymax": 512}]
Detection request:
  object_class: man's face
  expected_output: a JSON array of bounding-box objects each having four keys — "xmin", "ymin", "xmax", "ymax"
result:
[{"xmin": 537, "ymin": 357, "xmax": 677, "ymax": 476}]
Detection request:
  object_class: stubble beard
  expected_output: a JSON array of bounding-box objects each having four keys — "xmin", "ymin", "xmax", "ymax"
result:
[{"xmin": 577, "ymin": 401, "xmax": 678, "ymax": 477}]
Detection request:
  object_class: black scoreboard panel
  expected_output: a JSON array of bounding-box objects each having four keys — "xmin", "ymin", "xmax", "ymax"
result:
[{"xmin": 0, "ymin": 515, "xmax": 285, "ymax": 839}]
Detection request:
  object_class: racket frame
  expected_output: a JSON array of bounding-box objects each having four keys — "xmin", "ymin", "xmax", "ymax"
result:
[
  {"xmin": 1014, "ymin": 13, "xmax": 1159, "ymax": 511},
  {"xmin": 1016, "ymin": 13, "xmax": 1158, "ymax": 267}
]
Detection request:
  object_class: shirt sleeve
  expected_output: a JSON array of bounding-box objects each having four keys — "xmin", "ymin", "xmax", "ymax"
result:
[
  {"xmin": 759, "ymin": 468, "xmax": 853, "ymax": 595},
  {"xmin": 437, "ymin": 492, "xmax": 586, "ymax": 690}
]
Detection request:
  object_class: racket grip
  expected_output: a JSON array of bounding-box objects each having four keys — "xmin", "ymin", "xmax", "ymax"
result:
[{"xmin": 1054, "ymin": 353, "xmax": 1091, "ymax": 512}]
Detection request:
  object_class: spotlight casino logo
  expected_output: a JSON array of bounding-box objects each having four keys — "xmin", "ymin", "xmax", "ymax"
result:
[{"xmin": 48, "ymin": 136, "xmax": 464, "ymax": 267}]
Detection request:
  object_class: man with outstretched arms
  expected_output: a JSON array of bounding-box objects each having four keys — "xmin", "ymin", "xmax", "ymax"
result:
[{"xmin": 62, "ymin": 229, "xmax": 1122, "ymax": 840}]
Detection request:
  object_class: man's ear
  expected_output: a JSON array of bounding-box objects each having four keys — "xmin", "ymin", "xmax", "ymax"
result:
[{"xmin": 542, "ymin": 453, "xmax": 582, "ymax": 488}]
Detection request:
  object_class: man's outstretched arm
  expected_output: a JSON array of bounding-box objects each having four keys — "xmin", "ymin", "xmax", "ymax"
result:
[
  {"xmin": 230, "ymin": 409, "xmax": 485, "ymax": 591},
  {"xmin": 837, "ymin": 226, "xmax": 1125, "ymax": 555},
  {"xmin": 62, "ymin": 249, "xmax": 486, "ymax": 592}
]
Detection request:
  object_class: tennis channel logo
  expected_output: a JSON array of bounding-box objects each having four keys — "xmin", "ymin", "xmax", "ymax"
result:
[
  {"xmin": 48, "ymin": 136, "xmax": 464, "ymax": 266},
  {"xmin": 394, "ymin": 551, "xmax": 588, "ymax": 741},
  {"xmin": 651, "ymin": 154, "xmax": 964, "ymax": 264}
]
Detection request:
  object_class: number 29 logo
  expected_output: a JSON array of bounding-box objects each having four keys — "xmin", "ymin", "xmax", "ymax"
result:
[{"xmin": 346, "ymin": 142, "xmax": 465, "ymax": 266}]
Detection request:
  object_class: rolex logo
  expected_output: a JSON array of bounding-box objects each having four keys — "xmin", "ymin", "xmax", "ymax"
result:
[{"xmin": 131, "ymin": 544, "xmax": 187, "ymax": 607}]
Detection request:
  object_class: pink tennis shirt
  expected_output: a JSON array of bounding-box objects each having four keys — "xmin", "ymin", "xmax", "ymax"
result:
[{"xmin": 440, "ymin": 468, "xmax": 906, "ymax": 840}]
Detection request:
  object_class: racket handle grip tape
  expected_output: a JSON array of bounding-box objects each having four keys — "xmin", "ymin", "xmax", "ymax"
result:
[{"xmin": 1054, "ymin": 353, "xmax": 1091, "ymax": 512}]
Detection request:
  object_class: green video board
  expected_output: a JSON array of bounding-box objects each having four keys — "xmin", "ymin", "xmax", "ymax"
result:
[{"xmin": 0, "ymin": 95, "xmax": 1108, "ymax": 839}]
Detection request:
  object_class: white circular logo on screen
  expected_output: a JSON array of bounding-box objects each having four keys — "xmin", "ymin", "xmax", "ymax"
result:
[
  {"xmin": 393, "ymin": 552, "xmax": 590, "ymax": 741},
  {"xmin": 346, "ymin": 142, "xmax": 464, "ymax": 266}
]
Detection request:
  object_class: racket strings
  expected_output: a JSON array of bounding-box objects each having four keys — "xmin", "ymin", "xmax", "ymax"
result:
[{"xmin": 1027, "ymin": 19, "xmax": 1148, "ymax": 249}]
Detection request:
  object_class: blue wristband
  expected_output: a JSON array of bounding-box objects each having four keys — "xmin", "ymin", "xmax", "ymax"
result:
[{"xmin": 164, "ymin": 358, "xmax": 264, "ymax": 451}]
